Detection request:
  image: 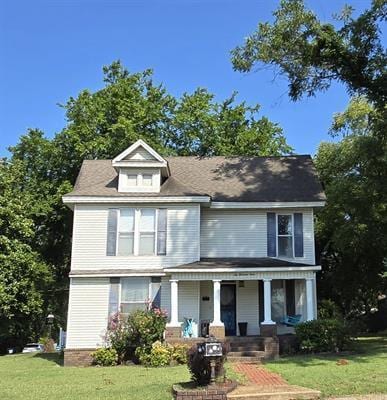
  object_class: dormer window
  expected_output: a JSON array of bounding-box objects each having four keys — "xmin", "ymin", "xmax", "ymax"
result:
[
  {"xmin": 142, "ymin": 174, "xmax": 153, "ymax": 187},
  {"xmin": 112, "ymin": 139, "xmax": 170, "ymax": 194},
  {"xmin": 127, "ymin": 174, "xmax": 138, "ymax": 186}
]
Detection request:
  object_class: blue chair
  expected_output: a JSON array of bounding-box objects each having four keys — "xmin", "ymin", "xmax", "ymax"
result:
[
  {"xmin": 183, "ymin": 317, "xmax": 194, "ymax": 337},
  {"xmin": 282, "ymin": 314, "xmax": 302, "ymax": 326}
]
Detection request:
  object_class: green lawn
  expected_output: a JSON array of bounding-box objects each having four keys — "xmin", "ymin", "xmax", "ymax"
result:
[
  {"xmin": 2, "ymin": 336, "xmax": 387, "ymax": 400},
  {"xmin": 1, "ymin": 353, "xmax": 190, "ymax": 400},
  {"xmin": 266, "ymin": 335, "xmax": 387, "ymax": 397}
]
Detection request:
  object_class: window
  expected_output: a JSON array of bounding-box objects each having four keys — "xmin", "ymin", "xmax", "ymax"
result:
[
  {"xmin": 116, "ymin": 208, "xmax": 162, "ymax": 256},
  {"xmin": 139, "ymin": 209, "xmax": 156, "ymax": 255},
  {"xmin": 121, "ymin": 277, "xmax": 149, "ymax": 313},
  {"xmin": 127, "ymin": 174, "xmax": 138, "ymax": 186},
  {"xmin": 142, "ymin": 174, "xmax": 153, "ymax": 186},
  {"xmin": 277, "ymin": 214, "xmax": 293, "ymax": 257},
  {"xmin": 118, "ymin": 209, "xmax": 135, "ymax": 256}
]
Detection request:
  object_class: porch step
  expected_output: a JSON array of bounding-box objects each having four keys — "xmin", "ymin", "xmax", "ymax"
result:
[
  {"xmin": 227, "ymin": 385, "xmax": 321, "ymax": 400},
  {"xmin": 229, "ymin": 345, "xmax": 264, "ymax": 352},
  {"xmin": 227, "ymin": 355, "xmax": 264, "ymax": 363},
  {"xmin": 228, "ymin": 351, "xmax": 265, "ymax": 358}
]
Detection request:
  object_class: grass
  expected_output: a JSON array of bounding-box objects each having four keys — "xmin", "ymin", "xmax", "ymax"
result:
[
  {"xmin": 1, "ymin": 353, "xmax": 190, "ymax": 400},
  {"xmin": 265, "ymin": 335, "xmax": 387, "ymax": 397}
]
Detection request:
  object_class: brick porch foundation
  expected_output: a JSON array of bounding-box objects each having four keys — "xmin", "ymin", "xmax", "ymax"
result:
[
  {"xmin": 208, "ymin": 325, "xmax": 225, "ymax": 340},
  {"xmin": 64, "ymin": 348, "xmax": 95, "ymax": 367}
]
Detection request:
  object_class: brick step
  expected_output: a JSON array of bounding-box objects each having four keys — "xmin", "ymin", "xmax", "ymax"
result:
[
  {"xmin": 228, "ymin": 351, "xmax": 266, "ymax": 358},
  {"xmin": 227, "ymin": 337, "xmax": 265, "ymax": 343},
  {"xmin": 227, "ymin": 356, "xmax": 264, "ymax": 363},
  {"xmin": 227, "ymin": 385, "xmax": 321, "ymax": 400},
  {"xmin": 229, "ymin": 345, "xmax": 264, "ymax": 352}
]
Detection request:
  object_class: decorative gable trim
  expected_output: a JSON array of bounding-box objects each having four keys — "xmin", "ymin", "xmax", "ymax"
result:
[{"xmin": 112, "ymin": 139, "xmax": 167, "ymax": 167}]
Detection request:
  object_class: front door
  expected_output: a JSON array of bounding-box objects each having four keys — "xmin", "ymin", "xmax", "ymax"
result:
[{"xmin": 221, "ymin": 284, "xmax": 236, "ymax": 336}]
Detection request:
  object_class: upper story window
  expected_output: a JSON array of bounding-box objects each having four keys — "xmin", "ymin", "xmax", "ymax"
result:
[
  {"xmin": 142, "ymin": 174, "xmax": 153, "ymax": 187},
  {"xmin": 127, "ymin": 174, "xmax": 138, "ymax": 186},
  {"xmin": 115, "ymin": 208, "xmax": 165, "ymax": 256},
  {"xmin": 277, "ymin": 214, "xmax": 293, "ymax": 258},
  {"xmin": 139, "ymin": 209, "xmax": 156, "ymax": 255}
]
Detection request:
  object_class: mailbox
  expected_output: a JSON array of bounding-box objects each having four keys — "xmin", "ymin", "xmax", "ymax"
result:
[{"xmin": 204, "ymin": 342, "xmax": 223, "ymax": 357}]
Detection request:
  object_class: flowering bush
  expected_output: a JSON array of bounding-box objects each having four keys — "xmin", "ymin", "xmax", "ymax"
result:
[
  {"xmin": 105, "ymin": 313, "xmax": 131, "ymax": 363},
  {"xmin": 91, "ymin": 347, "xmax": 118, "ymax": 366},
  {"xmin": 127, "ymin": 307, "xmax": 168, "ymax": 351},
  {"xmin": 105, "ymin": 307, "xmax": 168, "ymax": 364}
]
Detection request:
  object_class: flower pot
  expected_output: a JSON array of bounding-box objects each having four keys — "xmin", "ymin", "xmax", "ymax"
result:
[{"xmin": 238, "ymin": 322, "xmax": 248, "ymax": 336}]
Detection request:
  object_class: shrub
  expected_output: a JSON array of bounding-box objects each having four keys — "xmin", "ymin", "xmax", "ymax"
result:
[
  {"xmin": 135, "ymin": 341, "xmax": 172, "ymax": 367},
  {"xmin": 187, "ymin": 342, "xmax": 229, "ymax": 386},
  {"xmin": 91, "ymin": 347, "xmax": 118, "ymax": 366},
  {"xmin": 295, "ymin": 318, "xmax": 355, "ymax": 353},
  {"xmin": 171, "ymin": 343, "xmax": 189, "ymax": 364},
  {"xmin": 105, "ymin": 313, "xmax": 131, "ymax": 363},
  {"xmin": 318, "ymin": 299, "xmax": 343, "ymax": 320},
  {"xmin": 127, "ymin": 308, "xmax": 168, "ymax": 351}
]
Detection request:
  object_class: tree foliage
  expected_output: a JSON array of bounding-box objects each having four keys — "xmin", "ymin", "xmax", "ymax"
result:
[
  {"xmin": 232, "ymin": 0, "xmax": 387, "ymax": 315},
  {"xmin": 0, "ymin": 161, "xmax": 52, "ymax": 352},
  {"xmin": 231, "ymin": 0, "xmax": 386, "ymax": 107}
]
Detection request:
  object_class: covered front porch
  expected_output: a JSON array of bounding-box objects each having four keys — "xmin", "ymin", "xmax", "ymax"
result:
[{"xmin": 162, "ymin": 258, "xmax": 319, "ymax": 340}]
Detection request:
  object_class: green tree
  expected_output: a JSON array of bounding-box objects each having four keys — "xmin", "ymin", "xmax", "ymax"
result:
[
  {"xmin": 315, "ymin": 97, "xmax": 387, "ymax": 314},
  {"xmin": 232, "ymin": 0, "xmax": 387, "ymax": 314},
  {"xmin": 0, "ymin": 161, "xmax": 52, "ymax": 353},
  {"xmin": 231, "ymin": 0, "xmax": 386, "ymax": 107}
]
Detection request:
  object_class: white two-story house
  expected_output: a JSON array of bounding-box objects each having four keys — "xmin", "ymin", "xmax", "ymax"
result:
[{"xmin": 62, "ymin": 139, "xmax": 325, "ymax": 365}]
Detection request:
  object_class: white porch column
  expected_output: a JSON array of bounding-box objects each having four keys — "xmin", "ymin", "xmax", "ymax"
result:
[
  {"xmin": 262, "ymin": 278, "xmax": 275, "ymax": 325},
  {"xmin": 306, "ymin": 278, "xmax": 314, "ymax": 321},
  {"xmin": 169, "ymin": 279, "xmax": 179, "ymax": 326},
  {"xmin": 210, "ymin": 279, "xmax": 223, "ymax": 326}
]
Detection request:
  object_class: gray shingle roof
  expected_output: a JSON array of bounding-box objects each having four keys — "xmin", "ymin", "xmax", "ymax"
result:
[{"xmin": 64, "ymin": 155, "xmax": 326, "ymax": 202}]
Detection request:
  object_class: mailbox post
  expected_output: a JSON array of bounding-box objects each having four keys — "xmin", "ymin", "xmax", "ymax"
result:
[{"xmin": 199, "ymin": 339, "xmax": 223, "ymax": 385}]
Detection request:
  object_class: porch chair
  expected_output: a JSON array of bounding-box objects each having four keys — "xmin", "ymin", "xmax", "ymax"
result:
[{"xmin": 281, "ymin": 314, "xmax": 302, "ymax": 327}]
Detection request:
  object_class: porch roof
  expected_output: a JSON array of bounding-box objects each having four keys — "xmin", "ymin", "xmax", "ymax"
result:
[{"xmin": 165, "ymin": 257, "xmax": 318, "ymax": 273}]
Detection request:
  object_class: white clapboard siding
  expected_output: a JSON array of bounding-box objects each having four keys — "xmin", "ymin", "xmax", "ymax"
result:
[
  {"xmin": 237, "ymin": 281, "xmax": 260, "ymax": 335},
  {"xmin": 200, "ymin": 208, "xmax": 315, "ymax": 265},
  {"xmin": 66, "ymin": 278, "xmax": 110, "ymax": 349},
  {"xmin": 178, "ymin": 281, "xmax": 200, "ymax": 337},
  {"xmin": 124, "ymin": 146, "xmax": 156, "ymax": 161},
  {"xmin": 71, "ymin": 204, "xmax": 200, "ymax": 270},
  {"xmin": 199, "ymin": 281, "xmax": 213, "ymax": 322}
]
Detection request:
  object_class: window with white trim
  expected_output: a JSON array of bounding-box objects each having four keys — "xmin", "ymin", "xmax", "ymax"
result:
[
  {"xmin": 127, "ymin": 174, "xmax": 138, "ymax": 186},
  {"xmin": 118, "ymin": 209, "xmax": 135, "ymax": 256},
  {"xmin": 117, "ymin": 208, "xmax": 162, "ymax": 256},
  {"xmin": 139, "ymin": 209, "xmax": 156, "ymax": 255},
  {"xmin": 142, "ymin": 174, "xmax": 153, "ymax": 186},
  {"xmin": 277, "ymin": 214, "xmax": 293, "ymax": 258},
  {"xmin": 120, "ymin": 277, "xmax": 149, "ymax": 313}
]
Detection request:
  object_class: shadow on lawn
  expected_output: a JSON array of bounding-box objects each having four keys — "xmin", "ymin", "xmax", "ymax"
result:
[
  {"xmin": 33, "ymin": 352, "xmax": 63, "ymax": 366},
  {"xmin": 269, "ymin": 336, "xmax": 387, "ymax": 368}
]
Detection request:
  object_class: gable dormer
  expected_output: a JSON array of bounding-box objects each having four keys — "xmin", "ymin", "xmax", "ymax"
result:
[{"xmin": 112, "ymin": 140, "xmax": 169, "ymax": 193}]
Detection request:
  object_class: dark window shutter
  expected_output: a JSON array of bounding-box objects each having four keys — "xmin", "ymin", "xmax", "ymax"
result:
[
  {"xmin": 108, "ymin": 277, "xmax": 120, "ymax": 318},
  {"xmin": 267, "ymin": 212, "xmax": 277, "ymax": 257},
  {"xmin": 157, "ymin": 209, "xmax": 167, "ymax": 255},
  {"xmin": 150, "ymin": 277, "xmax": 162, "ymax": 308},
  {"xmin": 106, "ymin": 209, "xmax": 118, "ymax": 256},
  {"xmin": 294, "ymin": 213, "xmax": 304, "ymax": 257},
  {"xmin": 258, "ymin": 280, "xmax": 264, "ymax": 323}
]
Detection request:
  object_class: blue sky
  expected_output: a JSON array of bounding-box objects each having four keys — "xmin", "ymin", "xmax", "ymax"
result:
[{"xmin": 0, "ymin": 0, "xmax": 375, "ymax": 157}]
